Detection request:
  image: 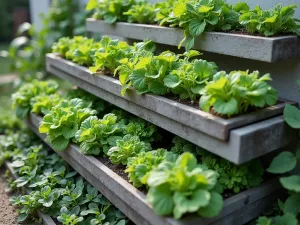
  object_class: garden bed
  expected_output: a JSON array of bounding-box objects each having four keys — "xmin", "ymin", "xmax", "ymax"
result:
[
  {"xmin": 46, "ymin": 53, "xmax": 297, "ymax": 164},
  {"xmin": 86, "ymin": 19, "xmax": 300, "ymax": 63},
  {"xmin": 5, "ymin": 162, "xmax": 57, "ymax": 225},
  {"xmin": 26, "ymin": 113, "xmax": 282, "ymax": 225}
]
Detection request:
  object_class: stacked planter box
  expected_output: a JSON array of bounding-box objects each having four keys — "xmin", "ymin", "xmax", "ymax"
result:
[
  {"xmin": 26, "ymin": 113, "xmax": 282, "ymax": 225},
  {"xmin": 39, "ymin": 17, "xmax": 300, "ymax": 225}
]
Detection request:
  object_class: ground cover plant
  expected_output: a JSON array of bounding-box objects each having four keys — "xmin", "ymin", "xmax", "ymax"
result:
[
  {"xmin": 52, "ymin": 36, "xmax": 278, "ymax": 117},
  {"xmin": 0, "ymin": 129, "xmax": 131, "ymax": 225}
]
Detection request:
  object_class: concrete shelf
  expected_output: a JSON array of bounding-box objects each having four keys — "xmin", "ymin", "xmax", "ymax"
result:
[
  {"xmin": 46, "ymin": 53, "xmax": 297, "ymax": 164},
  {"xmin": 86, "ymin": 18, "xmax": 300, "ymax": 63}
]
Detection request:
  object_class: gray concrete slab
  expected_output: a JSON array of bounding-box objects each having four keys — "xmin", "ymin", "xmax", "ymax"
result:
[{"xmin": 86, "ymin": 19, "xmax": 300, "ymax": 62}]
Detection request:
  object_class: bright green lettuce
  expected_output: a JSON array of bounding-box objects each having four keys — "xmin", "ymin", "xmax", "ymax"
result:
[
  {"xmin": 39, "ymin": 98, "xmax": 97, "ymax": 151},
  {"xmin": 12, "ymin": 80, "xmax": 59, "ymax": 119},
  {"xmin": 75, "ymin": 114, "xmax": 124, "ymax": 155},
  {"xmin": 126, "ymin": 149, "xmax": 177, "ymax": 188},
  {"xmin": 107, "ymin": 134, "xmax": 150, "ymax": 165},
  {"xmin": 200, "ymin": 70, "xmax": 278, "ymax": 117},
  {"xmin": 147, "ymin": 152, "xmax": 223, "ymax": 219}
]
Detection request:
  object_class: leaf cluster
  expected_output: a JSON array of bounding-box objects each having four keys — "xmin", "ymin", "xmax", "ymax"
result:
[
  {"xmin": 7, "ymin": 133, "xmax": 131, "ymax": 225},
  {"xmin": 75, "ymin": 114, "xmax": 124, "ymax": 155},
  {"xmin": 172, "ymin": 136, "xmax": 265, "ymax": 193},
  {"xmin": 200, "ymin": 70, "xmax": 278, "ymax": 117},
  {"xmin": 39, "ymin": 98, "xmax": 97, "ymax": 151},
  {"xmin": 86, "ymin": 0, "xmax": 155, "ymax": 24},
  {"xmin": 147, "ymin": 152, "xmax": 223, "ymax": 219},
  {"xmin": 107, "ymin": 135, "xmax": 151, "ymax": 165},
  {"xmin": 240, "ymin": 4, "xmax": 300, "ymax": 36},
  {"xmin": 12, "ymin": 80, "xmax": 59, "ymax": 119},
  {"xmin": 125, "ymin": 149, "xmax": 177, "ymax": 188}
]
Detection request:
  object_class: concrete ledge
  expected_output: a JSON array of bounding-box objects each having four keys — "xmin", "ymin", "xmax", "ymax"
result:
[
  {"xmin": 46, "ymin": 54, "xmax": 297, "ymax": 164},
  {"xmin": 26, "ymin": 113, "xmax": 282, "ymax": 225},
  {"xmin": 86, "ymin": 18, "xmax": 300, "ymax": 63},
  {"xmin": 5, "ymin": 162, "xmax": 57, "ymax": 225}
]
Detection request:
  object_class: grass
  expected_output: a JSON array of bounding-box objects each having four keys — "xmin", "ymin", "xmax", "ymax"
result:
[{"xmin": 0, "ymin": 43, "xmax": 11, "ymax": 75}]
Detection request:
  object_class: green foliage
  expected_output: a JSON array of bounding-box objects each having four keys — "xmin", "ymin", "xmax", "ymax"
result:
[
  {"xmin": 75, "ymin": 114, "xmax": 124, "ymax": 155},
  {"xmin": 267, "ymin": 151, "xmax": 297, "ymax": 174},
  {"xmin": 121, "ymin": 51, "xmax": 180, "ymax": 95},
  {"xmin": 0, "ymin": 101, "xmax": 22, "ymax": 134},
  {"xmin": 108, "ymin": 135, "xmax": 150, "ymax": 165},
  {"xmin": 52, "ymin": 35, "xmax": 279, "ymax": 116},
  {"xmin": 39, "ymin": 98, "xmax": 97, "ymax": 151},
  {"xmin": 124, "ymin": 2, "xmax": 156, "ymax": 24},
  {"xmin": 126, "ymin": 149, "xmax": 177, "ymax": 188},
  {"xmin": 172, "ymin": 136, "xmax": 265, "ymax": 193},
  {"xmin": 147, "ymin": 152, "xmax": 223, "ymax": 219},
  {"xmin": 284, "ymin": 104, "xmax": 300, "ymax": 129},
  {"xmin": 165, "ymin": 57, "xmax": 218, "ymax": 101},
  {"xmin": 12, "ymin": 80, "xmax": 59, "ymax": 119},
  {"xmin": 162, "ymin": 0, "xmax": 240, "ymax": 50},
  {"xmin": 31, "ymin": 94, "xmax": 62, "ymax": 116},
  {"xmin": 86, "ymin": 0, "xmax": 150, "ymax": 24},
  {"xmin": 53, "ymin": 36, "xmax": 101, "ymax": 66},
  {"xmin": 200, "ymin": 70, "xmax": 278, "ymax": 117},
  {"xmin": 7, "ymin": 132, "xmax": 131, "ymax": 225},
  {"xmin": 123, "ymin": 118, "xmax": 159, "ymax": 143},
  {"xmin": 239, "ymin": 4, "xmax": 300, "ymax": 36},
  {"xmin": 90, "ymin": 36, "xmax": 132, "ymax": 73},
  {"xmin": 256, "ymin": 102, "xmax": 300, "ymax": 225},
  {"xmin": 7, "ymin": 0, "xmax": 88, "ymax": 81}
]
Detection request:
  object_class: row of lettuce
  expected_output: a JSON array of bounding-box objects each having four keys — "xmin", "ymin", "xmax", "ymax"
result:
[
  {"xmin": 86, "ymin": 0, "xmax": 300, "ymax": 50},
  {"xmin": 11, "ymin": 80, "xmax": 266, "ymax": 220},
  {"xmin": 52, "ymin": 36, "xmax": 278, "ymax": 117},
  {"xmin": 0, "ymin": 130, "xmax": 131, "ymax": 225}
]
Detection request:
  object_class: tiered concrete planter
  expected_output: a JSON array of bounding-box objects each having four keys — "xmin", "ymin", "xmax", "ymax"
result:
[
  {"xmin": 46, "ymin": 53, "xmax": 297, "ymax": 164},
  {"xmin": 26, "ymin": 113, "xmax": 282, "ymax": 225},
  {"xmin": 5, "ymin": 162, "xmax": 57, "ymax": 225},
  {"xmin": 86, "ymin": 18, "xmax": 300, "ymax": 62}
]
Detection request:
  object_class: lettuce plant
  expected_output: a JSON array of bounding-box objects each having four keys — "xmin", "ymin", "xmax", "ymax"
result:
[
  {"xmin": 126, "ymin": 149, "xmax": 177, "ymax": 188},
  {"xmin": 86, "ymin": 0, "xmax": 137, "ymax": 23},
  {"xmin": 147, "ymin": 152, "xmax": 223, "ymax": 219},
  {"xmin": 172, "ymin": 136, "xmax": 264, "ymax": 193},
  {"xmin": 123, "ymin": 119, "xmax": 159, "ymax": 144},
  {"xmin": 162, "ymin": 0, "xmax": 239, "ymax": 50},
  {"xmin": 124, "ymin": 51, "xmax": 180, "ymax": 95},
  {"xmin": 107, "ymin": 135, "xmax": 150, "ymax": 165},
  {"xmin": 75, "ymin": 114, "xmax": 124, "ymax": 155},
  {"xmin": 124, "ymin": 2, "xmax": 156, "ymax": 24},
  {"xmin": 240, "ymin": 4, "xmax": 300, "ymax": 36},
  {"xmin": 90, "ymin": 36, "xmax": 132, "ymax": 73},
  {"xmin": 39, "ymin": 98, "xmax": 97, "ymax": 151},
  {"xmin": 165, "ymin": 58, "xmax": 218, "ymax": 101},
  {"xmin": 31, "ymin": 94, "xmax": 62, "ymax": 116},
  {"xmin": 51, "ymin": 37, "xmax": 72, "ymax": 58},
  {"xmin": 200, "ymin": 70, "xmax": 278, "ymax": 117},
  {"xmin": 12, "ymin": 80, "xmax": 59, "ymax": 119}
]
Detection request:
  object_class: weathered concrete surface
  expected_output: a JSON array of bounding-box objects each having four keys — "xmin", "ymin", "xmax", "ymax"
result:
[
  {"xmin": 27, "ymin": 113, "xmax": 282, "ymax": 225},
  {"xmin": 86, "ymin": 19, "xmax": 300, "ymax": 62}
]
